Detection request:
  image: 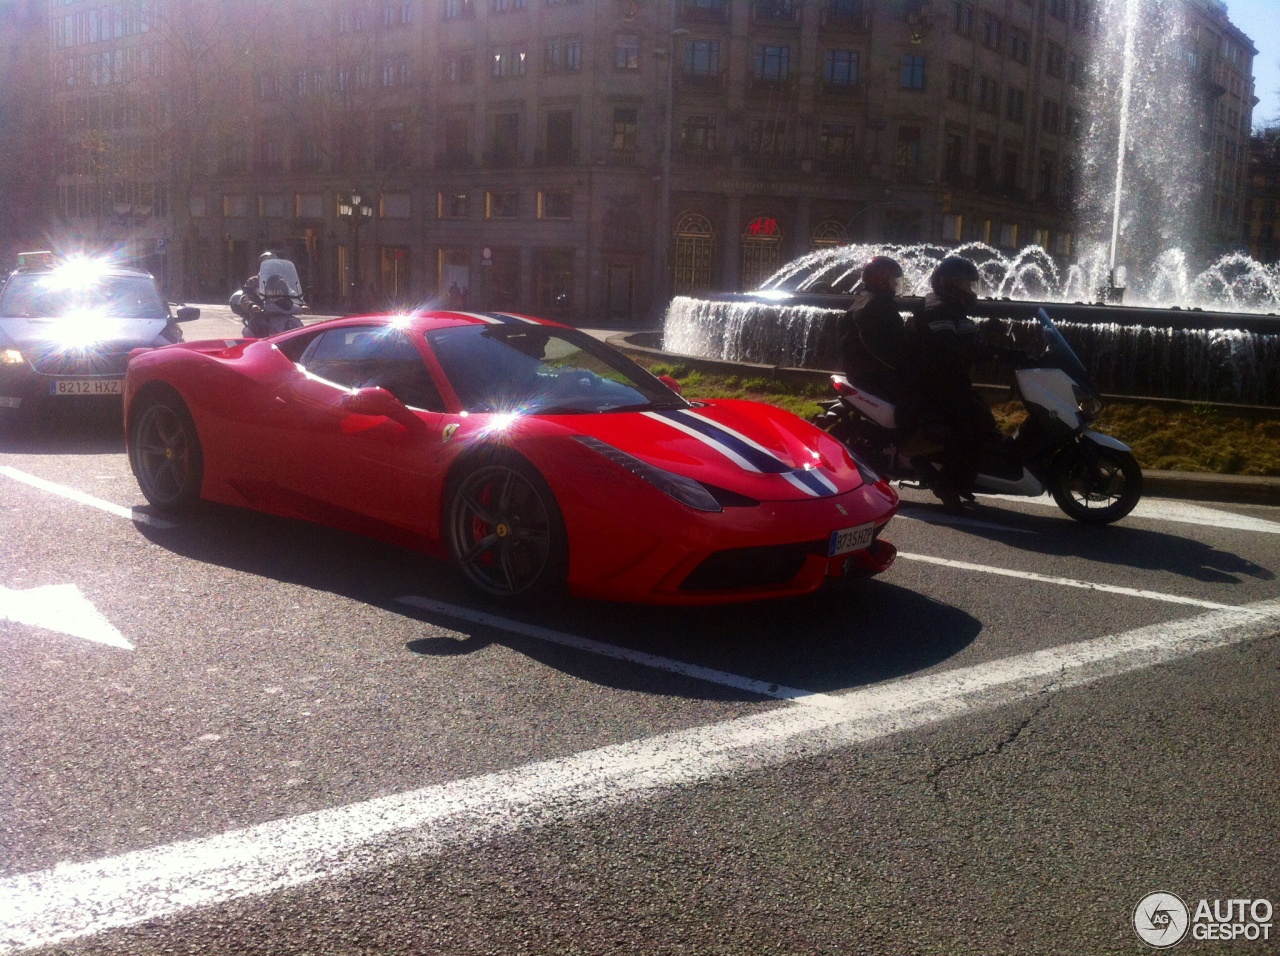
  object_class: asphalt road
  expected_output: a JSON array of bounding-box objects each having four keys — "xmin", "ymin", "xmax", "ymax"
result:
[{"xmin": 1, "ymin": 331, "xmax": 1278, "ymax": 955}]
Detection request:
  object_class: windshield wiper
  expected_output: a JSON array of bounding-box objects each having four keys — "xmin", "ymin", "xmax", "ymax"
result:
[{"xmin": 605, "ymin": 400, "xmax": 688, "ymax": 413}]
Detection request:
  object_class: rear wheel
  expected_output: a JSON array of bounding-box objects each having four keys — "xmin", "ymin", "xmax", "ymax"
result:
[
  {"xmin": 130, "ymin": 393, "xmax": 204, "ymax": 511},
  {"xmin": 1050, "ymin": 444, "xmax": 1142, "ymax": 525},
  {"xmin": 444, "ymin": 452, "xmax": 567, "ymax": 603}
]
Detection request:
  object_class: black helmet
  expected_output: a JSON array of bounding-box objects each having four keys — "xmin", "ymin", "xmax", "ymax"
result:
[
  {"xmin": 929, "ymin": 255, "xmax": 980, "ymax": 297},
  {"xmin": 861, "ymin": 256, "xmax": 905, "ymax": 294}
]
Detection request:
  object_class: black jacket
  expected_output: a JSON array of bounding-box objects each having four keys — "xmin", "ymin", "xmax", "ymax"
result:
[
  {"xmin": 837, "ymin": 290, "xmax": 910, "ymax": 400},
  {"xmin": 906, "ymin": 292, "xmax": 984, "ymax": 410}
]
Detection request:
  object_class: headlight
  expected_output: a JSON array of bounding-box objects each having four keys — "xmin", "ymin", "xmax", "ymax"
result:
[
  {"xmin": 1073, "ymin": 385, "xmax": 1103, "ymax": 420},
  {"xmin": 1, "ymin": 348, "xmax": 25, "ymax": 365},
  {"xmin": 574, "ymin": 435, "xmax": 723, "ymax": 512}
]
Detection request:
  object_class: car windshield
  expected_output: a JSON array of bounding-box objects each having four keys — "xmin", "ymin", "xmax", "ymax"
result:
[
  {"xmin": 0, "ymin": 272, "xmax": 169, "ymax": 320},
  {"xmin": 426, "ymin": 324, "xmax": 687, "ymax": 415}
]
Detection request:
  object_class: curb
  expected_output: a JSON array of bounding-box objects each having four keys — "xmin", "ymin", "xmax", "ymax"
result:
[{"xmin": 605, "ymin": 332, "xmax": 1280, "ymax": 508}]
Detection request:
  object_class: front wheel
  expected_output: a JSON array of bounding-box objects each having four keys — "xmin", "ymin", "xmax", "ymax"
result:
[
  {"xmin": 444, "ymin": 452, "xmax": 567, "ymax": 603},
  {"xmin": 1049, "ymin": 444, "xmax": 1142, "ymax": 525},
  {"xmin": 129, "ymin": 393, "xmax": 204, "ymax": 511}
]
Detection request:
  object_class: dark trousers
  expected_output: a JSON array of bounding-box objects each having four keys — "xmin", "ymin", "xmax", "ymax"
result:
[{"xmin": 923, "ymin": 391, "xmax": 996, "ymax": 495}]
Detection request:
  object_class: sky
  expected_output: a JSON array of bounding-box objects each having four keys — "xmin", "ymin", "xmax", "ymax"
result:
[{"xmin": 1225, "ymin": 0, "xmax": 1280, "ymax": 128}]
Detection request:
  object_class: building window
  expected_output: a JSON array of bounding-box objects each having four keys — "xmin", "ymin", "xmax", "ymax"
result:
[
  {"xmin": 491, "ymin": 0, "xmax": 527, "ymax": 10},
  {"xmin": 1009, "ymin": 27, "xmax": 1029, "ymax": 64},
  {"xmin": 444, "ymin": 51, "xmax": 474, "ymax": 84},
  {"xmin": 979, "ymin": 12, "xmax": 1001, "ymax": 51},
  {"xmin": 490, "ymin": 112, "xmax": 520, "ymax": 165},
  {"xmin": 486, "ymin": 190, "xmax": 519, "ymax": 219},
  {"xmin": 819, "ymin": 123, "xmax": 855, "ymax": 160},
  {"xmin": 438, "ymin": 191, "xmax": 469, "ymax": 219},
  {"xmin": 741, "ymin": 216, "xmax": 783, "ymax": 290},
  {"xmin": 977, "ymin": 74, "xmax": 999, "ymax": 113},
  {"xmin": 947, "ymin": 63, "xmax": 970, "ymax": 103},
  {"xmin": 1045, "ymin": 41, "xmax": 1064, "ymax": 78},
  {"xmin": 749, "ymin": 119, "xmax": 787, "ymax": 154},
  {"xmin": 381, "ymin": 192, "xmax": 411, "ymax": 218},
  {"xmin": 952, "ymin": 2, "xmax": 972, "ymax": 37},
  {"xmin": 755, "ymin": 45, "xmax": 790, "ymax": 81},
  {"xmin": 680, "ymin": 114, "xmax": 717, "ymax": 152},
  {"xmin": 544, "ymin": 35, "xmax": 582, "ymax": 73},
  {"xmin": 1002, "ymin": 151, "xmax": 1021, "ymax": 192},
  {"xmin": 1042, "ymin": 99, "xmax": 1061, "ymax": 135},
  {"xmin": 383, "ymin": 2, "xmax": 413, "ymax": 26},
  {"xmin": 900, "ymin": 55, "xmax": 925, "ymax": 90},
  {"xmin": 612, "ymin": 107, "xmax": 637, "ymax": 155},
  {"xmin": 444, "ymin": 0, "xmax": 475, "ymax": 18},
  {"xmin": 685, "ymin": 39, "xmax": 721, "ymax": 76},
  {"xmin": 1005, "ymin": 87, "xmax": 1025, "ymax": 123},
  {"xmin": 1048, "ymin": 0, "xmax": 1067, "ymax": 20},
  {"xmin": 544, "ymin": 110, "xmax": 575, "ymax": 163},
  {"xmin": 1068, "ymin": 57, "xmax": 1086, "ymax": 89},
  {"xmin": 895, "ymin": 126, "xmax": 921, "ymax": 179},
  {"xmin": 823, "ymin": 50, "xmax": 859, "ymax": 87},
  {"xmin": 537, "ymin": 189, "xmax": 573, "ymax": 219},
  {"xmin": 491, "ymin": 45, "xmax": 528, "ymax": 78},
  {"xmin": 615, "ymin": 33, "xmax": 640, "ymax": 70}
]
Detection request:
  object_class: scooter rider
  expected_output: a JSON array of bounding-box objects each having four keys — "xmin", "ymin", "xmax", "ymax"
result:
[
  {"xmin": 837, "ymin": 256, "xmax": 918, "ymax": 434},
  {"xmin": 906, "ymin": 255, "xmax": 999, "ymax": 513}
]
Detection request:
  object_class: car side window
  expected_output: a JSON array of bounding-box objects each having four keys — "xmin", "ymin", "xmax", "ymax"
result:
[{"xmin": 299, "ymin": 327, "xmax": 446, "ymax": 412}]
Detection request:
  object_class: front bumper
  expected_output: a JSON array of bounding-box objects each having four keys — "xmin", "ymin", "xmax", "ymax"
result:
[{"xmin": 566, "ymin": 480, "xmax": 899, "ymax": 606}]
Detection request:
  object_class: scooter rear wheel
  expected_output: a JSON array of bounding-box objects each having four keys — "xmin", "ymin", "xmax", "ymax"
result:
[{"xmin": 1049, "ymin": 446, "xmax": 1142, "ymax": 525}]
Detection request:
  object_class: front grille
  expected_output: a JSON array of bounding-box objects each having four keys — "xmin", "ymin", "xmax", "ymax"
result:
[
  {"xmin": 30, "ymin": 349, "xmax": 131, "ymax": 376},
  {"xmin": 680, "ymin": 541, "xmax": 817, "ymax": 592}
]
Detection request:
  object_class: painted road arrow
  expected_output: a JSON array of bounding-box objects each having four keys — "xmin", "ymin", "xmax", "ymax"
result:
[{"xmin": 0, "ymin": 583, "xmax": 132, "ymax": 650}]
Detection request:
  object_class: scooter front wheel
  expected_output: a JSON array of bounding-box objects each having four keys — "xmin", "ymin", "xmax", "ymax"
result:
[{"xmin": 1049, "ymin": 446, "xmax": 1143, "ymax": 525}]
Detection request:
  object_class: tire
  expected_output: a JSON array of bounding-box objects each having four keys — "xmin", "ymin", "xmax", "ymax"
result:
[
  {"xmin": 444, "ymin": 451, "xmax": 567, "ymax": 603},
  {"xmin": 129, "ymin": 392, "xmax": 204, "ymax": 511},
  {"xmin": 1049, "ymin": 444, "xmax": 1142, "ymax": 525}
]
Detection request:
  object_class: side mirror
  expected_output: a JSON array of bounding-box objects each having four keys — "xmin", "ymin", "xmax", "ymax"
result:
[
  {"xmin": 175, "ymin": 305, "xmax": 201, "ymax": 322},
  {"xmin": 342, "ymin": 386, "xmax": 416, "ymax": 424},
  {"xmin": 658, "ymin": 374, "xmax": 683, "ymax": 396}
]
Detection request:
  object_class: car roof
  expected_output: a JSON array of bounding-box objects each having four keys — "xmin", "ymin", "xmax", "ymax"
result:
[{"xmin": 311, "ymin": 310, "xmax": 573, "ymax": 334}]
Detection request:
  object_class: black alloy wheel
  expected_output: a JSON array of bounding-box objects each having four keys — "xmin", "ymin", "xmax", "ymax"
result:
[
  {"xmin": 1050, "ymin": 445, "xmax": 1143, "ymax": 525},
  {"xmin": 445, "ymin": 453, "xmax": 567, "ymax": 602},
  {"xmin": 130, "ymin": 395, "xmax": 204, "ymax": 511}
]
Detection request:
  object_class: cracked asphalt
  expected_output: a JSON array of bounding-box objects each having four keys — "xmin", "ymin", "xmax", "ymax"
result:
[{"xmin": 1, "ymin": 330, "xmax": 1278, "ymax": 955}]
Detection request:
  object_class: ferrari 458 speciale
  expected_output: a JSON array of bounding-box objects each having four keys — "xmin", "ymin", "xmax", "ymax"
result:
[{"xmin": 125, "ymin": 311, "xmax": 898, "ymax": 605}]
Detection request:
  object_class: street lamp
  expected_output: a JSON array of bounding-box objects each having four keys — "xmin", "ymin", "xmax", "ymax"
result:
[
  {"xmin": 653, "ymin": 26, "xmax": 691, "ymax": 320},
  {"xmin": 338, "ymin": 189, "xmax": 374, "ymax": 307}
]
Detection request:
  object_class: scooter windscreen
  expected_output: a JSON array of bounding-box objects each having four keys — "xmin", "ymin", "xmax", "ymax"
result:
[
  {"xmin": 256, "ymin": 258, "xmax": 304, "ymax": 298},
  {"xmin": 1035, "ymin": 308, "xmax": 1094, "ymax": 393}
]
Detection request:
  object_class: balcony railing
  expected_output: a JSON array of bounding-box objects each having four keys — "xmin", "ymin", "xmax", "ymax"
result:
[
  {"xmin": 739, "ymin": 151, "xmax": 799, "ymax": 173},
  {"xmin": 747, "ymin": 75, "xmax": 797, "ymax": 97},
  {"xmin": 674, "ymin": 148, "xmax": 728, "ymax": 168},
  {"xmin": 751, "ymin": 0, "xmax": 798, "ymax": 25},
  {"xmin": 820, "ymin": 5, "xmax": 870, "ymax": 31},
  {"xmin": 811, "ymin": 155, "xmax": 860, "ymax": 176},
  {"xmin": 678, "ymin": 0, "xmax": 728, "ymax": 24},
  {"xmin": 484, "ymin": 147, "xmax": 521, "ymax": 168},
  {"xmin": 435, "ymin": 150, "xmax": 475, "ymax": 170},
  {"xmin": 818, "ymin": 80, "xmax": 861, "ymax": 98},
  {"xmin": 678, "ymin": 70, "xmax": 726, "ymax": 90},
  {"xmin": 534, "ymin": 147, "xmax": 579, "ymax": 166}
]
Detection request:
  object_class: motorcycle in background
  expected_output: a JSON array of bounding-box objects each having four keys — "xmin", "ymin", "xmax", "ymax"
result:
[
  {"xmin": 815, "ymin": 308, "xmax": 1143, "ymax": 525},
  {"xmin": 229, "ymin": 255, "xmax": 307, "ymax": 338}
]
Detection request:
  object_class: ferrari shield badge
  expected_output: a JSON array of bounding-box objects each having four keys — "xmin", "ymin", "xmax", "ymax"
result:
[{"xmin": 442, "ymin": 423, "xmax": 460, "ymax": 443}]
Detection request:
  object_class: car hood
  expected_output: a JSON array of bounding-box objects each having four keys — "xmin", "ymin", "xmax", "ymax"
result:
[
  {"xmin": 557, "ymin": 399, "xmax": 868, "ymax": 502},
  {"xmin": 0, "ymin": 315, "xmax": 172, "ymax": 351}
]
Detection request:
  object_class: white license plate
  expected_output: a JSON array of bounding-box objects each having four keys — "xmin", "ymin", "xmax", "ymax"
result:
[
  {"xmin": 50, "ymin": 379, "xmax": 123, "ymax": 396},
  {"xmin": 827, "ymin": 522, "xmax": 875, "ymax": 557}
]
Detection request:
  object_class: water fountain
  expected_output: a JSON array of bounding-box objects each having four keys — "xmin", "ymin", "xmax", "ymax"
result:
[{"xmin": 659, "ymin": 0, "xmax": 1280, "ymax": 406}]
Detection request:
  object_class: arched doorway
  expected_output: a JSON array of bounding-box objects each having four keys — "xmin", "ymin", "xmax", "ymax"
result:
[
  {"xmin": 673, "ymin": 212, "xmax": 715, "ymax": 295},
  {"xmin": 740, "ymin": 215, "xmax": 783, "ymax": 290},
  {"xmin": 811, "ymin": 219, "xmax": 849, "ymax": 250}
]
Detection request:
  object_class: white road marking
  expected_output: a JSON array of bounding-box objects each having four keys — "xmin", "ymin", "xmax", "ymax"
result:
[
  {"xmin": 978, "ymin": 493, "xmax": 1280, "ymax": 534},
  {"xmin": 895, "ymin": 552, "xmax": 1256, "ymax": 612},
  {"xmin": 4, "ymin": 597, "xmax": 1278, "ymax": 952},
  {"xmin": 0, "ymin": 466, "xmax": 174, "ymax": 529},
  {"xmin": 895, "ymin": 511, "xmax": 1039, "ymax": 535},
  {"xmin": 396, "ymin": 596, "xmax": 847, "ymax": 710},
  {"xmin": 0, "ymin": 583, "xmax": 132, "ymax": 650}
]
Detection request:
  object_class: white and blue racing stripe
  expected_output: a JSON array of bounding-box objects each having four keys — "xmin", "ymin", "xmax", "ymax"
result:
[
  {"xmin": 452, "ymin": 311, "xmax": 542, "ymax": 326},
  {"xmin": 643, "ymin": 408, "xmax": 839, "ymax": 498}
]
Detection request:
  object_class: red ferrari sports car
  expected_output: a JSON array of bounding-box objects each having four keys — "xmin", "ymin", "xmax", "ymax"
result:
[{"xmin": 124, "ymin": 311, "xmax": 898, "ymax": 605}]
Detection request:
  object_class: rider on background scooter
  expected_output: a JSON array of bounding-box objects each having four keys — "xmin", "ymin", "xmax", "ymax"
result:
[
  {"xmin": 837, "ymin": 256, "xmax": 919, "ymax": 437},
  {"xmin": 906, "ymin": 255, "xmax": 1001, "ymax": 514}
]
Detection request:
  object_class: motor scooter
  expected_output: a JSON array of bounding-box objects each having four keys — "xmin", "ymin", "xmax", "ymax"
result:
[
  {"xmin": 814, "ymin": 308, "xmax": 1143, "ymax": 525},
  {"xmin": 229, "ymin": 255, "xmax": 307, "ymax": 338}
]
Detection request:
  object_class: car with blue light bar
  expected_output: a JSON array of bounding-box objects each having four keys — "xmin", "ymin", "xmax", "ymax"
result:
[
  {"xmin": 124, "ymin": 310, "xmax": 899, "ymax": 606},
  {"xmin": 0, "ymin": 252, "xmax": 199, "ymax": 424}
]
